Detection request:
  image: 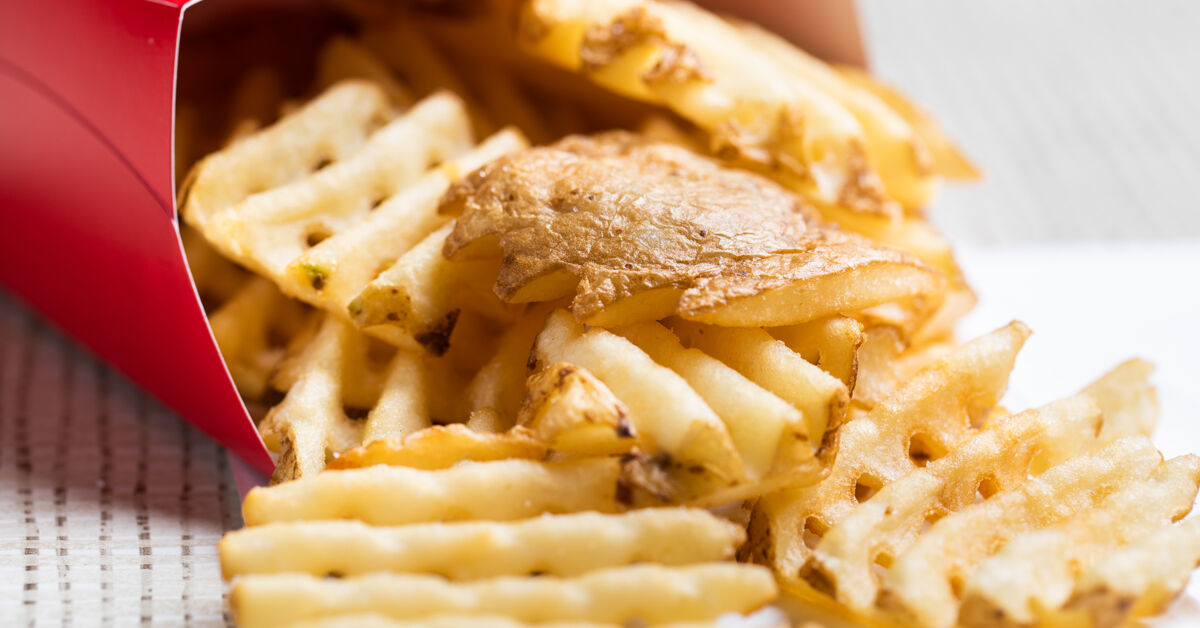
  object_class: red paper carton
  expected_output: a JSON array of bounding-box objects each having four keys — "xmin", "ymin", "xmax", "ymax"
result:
[{"xmin": 0, "ymin": 0, "xmax": 863, "ymax": 477}]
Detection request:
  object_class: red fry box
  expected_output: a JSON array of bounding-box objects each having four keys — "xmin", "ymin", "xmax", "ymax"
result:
[{"xmin": 0, "ymin": 0, "xmax": 864, "ymax": 477}]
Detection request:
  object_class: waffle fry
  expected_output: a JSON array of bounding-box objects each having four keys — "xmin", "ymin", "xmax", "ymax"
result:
[
  {"xmin": 616, "ymin": 320, "xmax": 814, "ymax": 481},
  {"xmin": 242, "ymin": 458, "xmax": 627, "ymax": 526},
  {"xmin": 847, "ymin": 325, "xmax": 906, "ymax": 411},
  {"xmin": 182, "ymin": 81, "xmax": 391, "ymax": 231},
  {"xmin": 439, "ymin": 132, "xmax": 945, "ymax": 330},
  {"xmin": 734, "ymin": 349, "xmax": 1178, "ymax": 628},
  {"xmin": 222, "ymin": 509, "xmax": 742, "ymax": 579},
  {"xmin": 814, "ymin": 198, "xmax": 965, "ymax": 282},
  {"xmin": 1064, "ymin": 515, "xmax": 1200, "ymax": 626},
  {"xmin": 803, "ymin": 394, "xmax": 1104, "ymax": 612},
  {"xmin": 1082, "ymin": 358, "xmax": 1158, "ymax": 440},
  {"xmin": 258, "ymin": 315, "xmax": 415, "ymax": 482},
  {"xmin": 262, "ymin": 309, "xmax": 560, "ymax": 479},
  {"xmin": 208, "ymin": 277, "xmax": 313, "ymax": 400},
  {"xmin": 532, "ymin": 309, "xmax": 745, "ymax": 493},
  {"xmin": 519, "ymin": 0, "xmax": 972, "ymax": 314},
  {"xmin": 230, "ymin": 563, "xmax": 777, "ymax": 628},
  {"xmin": 346, "ymin": 218, "xmax": 521, "ymax": 348},
  {"xmin": 315, "ymin": 36, "xmax": 413, "ymax": 106},
  {"xmin": 518, "ymin": 0, "xmax": 956, "ymax": 215},
  {"xmin": 287, "ymin": 615, "xmax": 679, "ymax": 628},
  {"xmin": 516, "ymin": 362, "xmax": 637, "ymax": 456},
  {"xmin": 670, "ymin": 320, "xmax": 848, "ymax": 448},
  {"xmin": 834, "ymin": 65, "xmax": 979, "ymax": 181},
  {"xmin": 769, "ymin": 316, "xmax": 865, "ymax": 390},
  {"xmin": 743, "ymin": 322, "xmax": 1029, "ymax": 585},
  {"xmin": 325, "ymin": 424, "xmax": 544, "ymax": 470},
  {"xmin": 465, "ymin": 307, "xmax": 554, "ymax": 431},
  {"xmin": 183, "ymin": 81, "xmax": 529, "ymax": 350},
  {"xmin": 879, "ymin": 437, "xmax": 1163, "ymax": 628},
  {"xmin": 959, "ymin": 454, "xmax": 1200, "ymax": 627}
]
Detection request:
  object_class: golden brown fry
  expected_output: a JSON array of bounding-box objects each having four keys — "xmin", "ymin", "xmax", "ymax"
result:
[
  {"xmin": 258, "ymin": 316, "xmax": 371, "ymax": 482},
  {"xmin": 207, "ymin": 276, "xmax": 311, "ymax": 400},
  {"xmin": 532, "ymin": 309, "xmax": 743, "ymax": 487},
  {"xmin": 1081, "ymin": 358, "xmax": 1158, "ymax": 441},
  {"xmin": 326, "ymin": 424, "xmax": 545, "ymax": 471},
  {"xmin": 517, "ymin": 362, "xmax": 637, "ymax": 455},
  {"xmin": 670, "ymin": 321, "xmax": 846, "ymax": 449},
  {"xmin": 466, "ymin": 307, "xmax": 553, "ymax": 430},
  {"xmin": 769, "ymin": 316, "xmax": 865, "ymax": 389},
  {"xmin": 442, "ymin": 133, "xmax": 940, "ymax": 327},
  {"xmin": 879, "ymin": 437, "xmax": 1162, "ymax": 628},
  {"xmin": 285, "ymin": 614, "xmax": 651, "ymax": 628},
  {"xmin": 804, "ymin": 394, "xmax": 1103, "ymax": 612},
  {"xmin": 519, "ymin": 0, "xmax": 952, "ymax": 214},
  {"xmin": 835, "ymin": 64, "xmax": 980, "ymax": 181},
  {"xmin": 616, "ymin": 320, "xmax": 815, "ymax": 483},
  {"xmin": 282, "ymin": 130, "xmax": 519, "ymax": 326},
  {"xmin": 231, "ymin": 564, "xmax": 777, "ymax": 628},
  {"xmin": 745, "ymin": 322, "xmax": 1029, "ymax": 589},
  {"xmin": 182, "ymin": 81, "xmax": 392, "ymax": 232},
  {"xmin": 243, "ymin": 457, "xmax": 626, "ymax": 526},
  {"xmin": 960, "ymin": 454, "xmax": 1200, "ymax": 627},
  {"xmin": 1064, "ymin": 516, "xmax": 1200, "ymax": 626},
  {"xmin": 205, "ymin": 90, "xmax": 469, "ymax": 299},
  {"xmin": 222, "ymin": 509, "xmax": 743, "ymax": 579},
  {"xmin": 315, "ymin": 36, "xmax": 412, "ymax": 106}
]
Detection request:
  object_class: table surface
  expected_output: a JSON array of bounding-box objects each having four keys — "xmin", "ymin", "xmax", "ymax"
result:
[{"xmin": 4, "ymin": 1, "xmax": 1200, "ymax": 625}]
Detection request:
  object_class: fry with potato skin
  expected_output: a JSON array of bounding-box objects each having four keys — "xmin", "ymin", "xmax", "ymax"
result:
[
  {"xmin": 207, "ymin": 276, "xmax": 312, "ymax": 401},
  {"xmin": 442, "ymin": 133, "xmax": 941, "ymax": 328},
  {"xmin": 518, "ymin": 0, "xmax": 957, "ymax": 215},
  {"xmin": 180, "ymin": 10, "xmax": 1200, "ymax": 626},
  {"xmin": 183, "ymin": 80, "xmax": 534, "ymax": 351},
  {"xmin": 290, "ymin": 128, "xmax": 526, "ymax": 332},
  {"xmin": 205, "ymin": 90, "xmax": 471, "ymax": 282},
  {"xmin": 466, "ymin": 306, "xmax": 555, "ymax": 430},
  {"xmin": 532, "ymin": 309, "xmax": 744, "ymax": 490},
  {"xmin": 517, "ymin": 362, "xmax": 638, "ymax": 456},
  {"xmin": 834, "ymin": 64, "xmax": 979, "ymax": 182}
]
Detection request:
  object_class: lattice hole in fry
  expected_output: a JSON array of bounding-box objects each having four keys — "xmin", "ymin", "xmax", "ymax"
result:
[
  {"xmin": 907, "ymin": 431, "xmax": 944, "ymax": 468},
  {"xmin": 750, "ymin": 322, "xmax": 1031, "ymax": 588}
]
